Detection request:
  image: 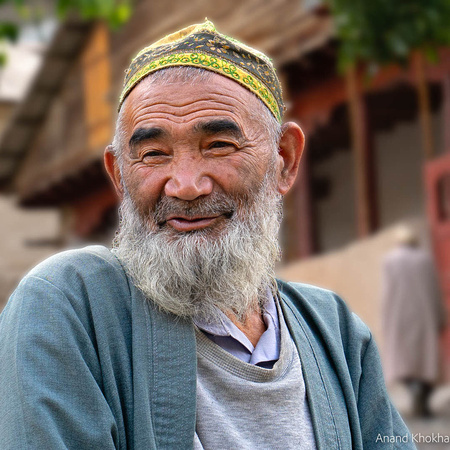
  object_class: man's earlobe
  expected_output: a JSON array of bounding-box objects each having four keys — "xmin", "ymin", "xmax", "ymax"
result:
[
  {"xmin": 104, "ymin": 145, "xmax": 124, "ymax": 199},
  {"xmin": 277, "ymin": 122, "xmax": 305, "ymax": 195}
]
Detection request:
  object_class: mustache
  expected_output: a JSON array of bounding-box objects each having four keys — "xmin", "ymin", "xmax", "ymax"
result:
[{"xmin": 152, "ymin": 192, "xmax": 239, "ymax": 226}]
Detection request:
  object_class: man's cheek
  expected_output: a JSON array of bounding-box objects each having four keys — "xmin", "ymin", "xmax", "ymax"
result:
[{"xmin": 123, "ymin": 177, "xmax": 151, "ymax": 215}]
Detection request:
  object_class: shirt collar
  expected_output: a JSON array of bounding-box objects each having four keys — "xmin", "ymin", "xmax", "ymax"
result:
[{"xmin": 193, "ymin": 290, "xmax": 281, "ymax": 365}]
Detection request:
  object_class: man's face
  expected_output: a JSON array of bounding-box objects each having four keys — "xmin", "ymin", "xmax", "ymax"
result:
[
  {"xmin": 118, "ymin": 73, "xmax": 280, "ymax": 235},
  {"xmin": 107, "ymin": 70, "xmax": 303, "ymax": 320}
]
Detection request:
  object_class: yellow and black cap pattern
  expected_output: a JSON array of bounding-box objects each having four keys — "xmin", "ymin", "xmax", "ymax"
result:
[{"xmin": 119, "ymin": 20, "xmax": 284, "ymax": 122}]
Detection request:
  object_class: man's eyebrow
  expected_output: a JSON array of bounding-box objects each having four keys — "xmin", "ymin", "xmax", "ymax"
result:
[
  {"xmin": 194, "ymin": 119, "xmax": 244, "ymax": 139},
  {"xmin": 128, "ymin": 127, "xmax": 166, "ymax": 155}
]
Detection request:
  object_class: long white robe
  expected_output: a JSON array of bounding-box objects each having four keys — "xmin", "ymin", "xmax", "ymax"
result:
[{"xmin": 381, "ymin": 245, "xmax": 445, "ymax": 384}]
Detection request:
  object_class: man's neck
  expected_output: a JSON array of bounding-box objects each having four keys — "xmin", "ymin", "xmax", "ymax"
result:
[{"xmin": 226, "ymin": 309, "xmax": 267, "ymax": 347}]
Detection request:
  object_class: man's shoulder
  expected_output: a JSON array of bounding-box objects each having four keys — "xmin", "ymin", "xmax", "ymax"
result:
[
  {"xmin": 25, "ymin": 245, "xmax": 124, "ymax": 285},
  {"xmin": 277, "ymin": 279, "xmax": 371, "ymax": 349},
  {"xmin": 277, "ymin": 279, "xmax": 355, "ymax": 318},
  {"xmin": 4, "ymin": 245, "xmax": 131, "ymax": 314}
]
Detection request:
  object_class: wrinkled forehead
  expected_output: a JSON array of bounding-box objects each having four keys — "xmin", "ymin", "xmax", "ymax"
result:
[{"xmin": 122, "ymin": 70, "xmax": 264, "ymax": 131}]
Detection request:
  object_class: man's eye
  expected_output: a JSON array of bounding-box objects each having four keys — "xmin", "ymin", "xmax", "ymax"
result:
[
  {"xmin": 142, "ymin": 151, "xmax": 165, "ymax": 158},
  {"xmin": 209, "ymin": 141, "xmax": 233, "ymax": 149}
]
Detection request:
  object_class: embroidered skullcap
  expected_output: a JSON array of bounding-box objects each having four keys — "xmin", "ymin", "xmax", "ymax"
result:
[{"xmin": 119, "ymin": 20, "xmax": 284, "ymax": 122}]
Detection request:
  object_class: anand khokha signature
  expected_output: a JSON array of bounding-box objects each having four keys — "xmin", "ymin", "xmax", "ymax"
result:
[{"xmin": 377, "ymin": 432, "xmax": 450, "ymax": 444}]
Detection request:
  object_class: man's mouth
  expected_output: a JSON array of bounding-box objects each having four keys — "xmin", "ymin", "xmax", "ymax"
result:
[
  {"xmin": 158, "ymin": 210, "xmax": 234, "ymax": 232},
  {"xmin": 163, "ymin": 214, "xmax": 224, "ymax": 232}
]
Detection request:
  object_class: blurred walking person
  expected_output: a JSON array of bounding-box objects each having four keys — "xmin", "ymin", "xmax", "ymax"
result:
[{"xmin": 381, "ymin": 225, "xmax": 446, "ymax": 417}]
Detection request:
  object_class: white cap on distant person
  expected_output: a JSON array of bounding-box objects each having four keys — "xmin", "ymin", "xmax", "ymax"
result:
[{"xmin": 395, "ymin": 224, "xmax": 418, "ymax": 246}]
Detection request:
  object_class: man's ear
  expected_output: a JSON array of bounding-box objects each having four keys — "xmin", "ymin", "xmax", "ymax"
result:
[
  {"xmin": 104, "ymin": 145, "xmax": 124, "ymax": 200},
  {"xmin": 276, "ymin": 122, "xmax": 305, "ymax": 195}
]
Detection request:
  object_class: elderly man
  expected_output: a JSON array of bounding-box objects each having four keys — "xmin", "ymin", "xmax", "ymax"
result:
[
  {"xmin": 381, "ymin": 226, "xmax": 445, "ymax": 417},
  {"xmin": 0, "ymin": 21, "xmax": 412, "ymax": 449}
]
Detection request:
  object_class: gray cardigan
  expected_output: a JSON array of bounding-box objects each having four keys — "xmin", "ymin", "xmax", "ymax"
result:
[{"xmin": 0, "ymin": 246, "xmax": 413, "ymax": 449}]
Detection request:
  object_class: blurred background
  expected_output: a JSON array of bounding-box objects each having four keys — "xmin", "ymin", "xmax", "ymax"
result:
[{"xmin": 1, "ymin": 0, "xmax": 450, "ymax": 443}]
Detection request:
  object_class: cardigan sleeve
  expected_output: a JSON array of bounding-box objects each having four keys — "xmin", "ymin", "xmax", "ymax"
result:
[
  {"xmin": 0, "ymin": 275, "xmax": 118, "ymax": 450},
  {"xmin": 357, "ymin": 333, "xmax": 416, "ymax": 449}
]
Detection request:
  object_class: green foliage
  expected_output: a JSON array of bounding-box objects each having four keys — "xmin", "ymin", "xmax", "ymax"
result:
[
  {"xmin": 55, "ymin": 0, "xmax": 132, "ymax": 29},
  {"xmin": 0, "ymin": 0, "xmax": 132, "ymax": 67},
  {"xmin": 0, "ymin": 22, "xmax": 19, "ymax": 41},
  {"xmin": 0, "ymin": 22, "xmax": 18, "ymax": 68},
  {"xmin": 0, "ymin": 0, "xmax": 132, "ymax": 42},
  {"xmin": 326, "ymin": 0, "xmax": 450, "ymax": 71}
]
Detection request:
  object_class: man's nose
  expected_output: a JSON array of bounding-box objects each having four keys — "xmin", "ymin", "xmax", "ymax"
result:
[{"xmin": 164, "ymin": 158, "xmax": 214, "ymax": 201}]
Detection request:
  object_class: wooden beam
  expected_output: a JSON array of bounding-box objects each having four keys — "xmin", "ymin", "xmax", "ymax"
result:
[
  {"xmin": 283, "ymin": 148, "xmax": 316, "ymax": 261},
  {"xmin": 444, "ymin": 73, "xmax": 450, "ymax": 153},
  {"xmin": 346, "ymin": 65, "xmax": 378, "ymax": 237},
  {"xmin": 295, "ymin": 150, "xmax": 316, "ymax": 257},
  {"xmin": 413, "ymin": 51, "xmax": 435, "ymax": 160}
]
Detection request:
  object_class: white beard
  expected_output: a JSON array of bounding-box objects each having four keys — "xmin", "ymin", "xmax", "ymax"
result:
[{"xmin": 113, "ymin": 171, "xmax": 283, "ymax": 323}]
